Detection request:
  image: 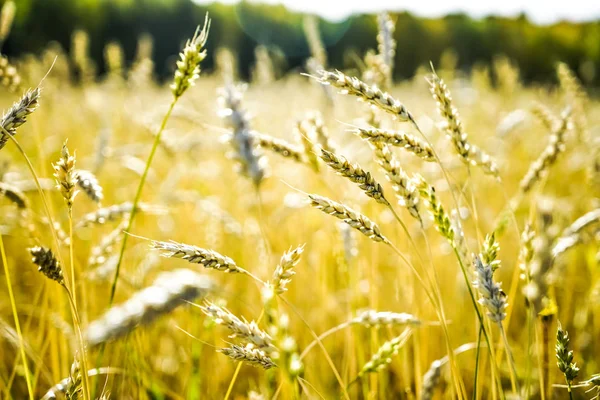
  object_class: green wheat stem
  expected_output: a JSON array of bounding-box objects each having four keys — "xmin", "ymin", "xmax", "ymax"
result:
[
  {"xmin": 0, "ymin": 234, "xmax": 34, "ymax": 400},
  {"xmin": 109, "ymin": 99, "xmax": 177, "ymax": 305}
]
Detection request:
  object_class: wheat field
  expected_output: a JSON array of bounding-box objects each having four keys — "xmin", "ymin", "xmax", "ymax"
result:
[{"xmin": 0, "ymin": 7, "xmax": 599, "ymax": 400}]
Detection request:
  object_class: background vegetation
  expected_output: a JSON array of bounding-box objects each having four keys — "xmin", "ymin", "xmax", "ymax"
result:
[{"xmin": 4, "ymin": 0, "xmax": 600, "ymax": 85}]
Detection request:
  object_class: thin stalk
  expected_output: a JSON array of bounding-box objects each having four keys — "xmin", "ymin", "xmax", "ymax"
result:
[
  {"xmin": 0, "ymin": 234, "xmax": 34, "ymax": 399},
  {"xmin": 3, "ymin": 131, "xmax": 67, "ymax": 279},
  {"xmin": 3, "ymin": 130, "xmax": 91, "ymax": 399},
  {"xmin": 525, "ymin": 307, "xmax": 533, "ymax": 399},
  {"xmin": 566, "ymin": 380, "xmax": 574, "ymax": 400},
  {"xmin": 223, "ymin": 362, "xmax": 242, "ymax": 400},
  {"xmin": 68, "ymin": 211, "xmax": 76, "ymax": 307},
  {"xmin": 452, "ymin": 247, "xmax": 504, "ymax": 398},
  {"xmin": 299, "ymin": 322, "xmax": 352, "ymax": 360},
  {"xmin": 109, "ymin": 99, "xmax": 177, "ymax": 305},
  {"xmin": 542, "ymin": 316, "xmax": 551, "ymax": 399},
  {"xmin": 473, "ymin": 325, "xmax": 482, "ymax": 400},
  {"xmin": 279, "ymin": 296, "xmax": 350, "ymax": 400},
  {"xmin": 387, "ymin": 204, "xmax": 466, "ymax": 397},
  {"xmin": 63, "ymin": 288, "xmax": 91, "ymax": 400},
  {"xmin": 499, "ymin": 323, "xmax": 519, "ymax": 395},
  {"xmin": 223, "ymin": 309, "xmax": 266, "ymax": 399}
]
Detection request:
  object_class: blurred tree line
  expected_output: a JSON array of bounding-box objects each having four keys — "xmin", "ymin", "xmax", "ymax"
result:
[{"xmin": 4, "ymin": 0, "xmax": 600, "ymax": 84}]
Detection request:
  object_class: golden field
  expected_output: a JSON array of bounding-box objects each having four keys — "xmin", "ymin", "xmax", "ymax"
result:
[{"xmin": 0, "ymin": 12, "xmax": 599, "ymax": 400}]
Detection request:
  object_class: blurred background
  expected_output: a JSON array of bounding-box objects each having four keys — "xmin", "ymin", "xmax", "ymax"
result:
[{"xmin": 4, "ymin": 0, "xmax": 600, "ymax": 85}]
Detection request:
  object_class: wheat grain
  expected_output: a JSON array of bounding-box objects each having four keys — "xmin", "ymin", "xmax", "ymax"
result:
[
  {"xmin": 420, "ymin": 359, "xmax": 443, "ymax": 400},
  {"xmin": 368, "ymin": 140, "xmax": 421, "ymax": 221},
  {"xmin": 0, "ymin": 181, "xmax": 27, "ymax": 208},
  {"xmin": 308, "ymin": 194, "xmax": 390, "ymax": 243},
  {"xmin": 251, "ymin": 131, "xmax": 304, "ymax": 163},
  {"xmin": 312, "ymin": 70, "xmax": 416, "ymax": 125},
  {"xmin": 30, "ymin": 246, "xmax": 64, "ymax": 286},
  {"xmin": 76, "ymin": 202, "xmax": 163, "ymax": 228},
  {"xmin": 473, "ymin": 256, "xmax": 507, "ymax": 323},
  {"xmin": 320, "ymin": 148, "xmax": 389, "ymax": 205},
  {"xmin": 219, "ymin": 344, "xmax": 276, "ymax": 369},
  {"xmin": 530, "ymin": 102, "xmax": 559, "ymax": 131},
  {"xmin": 428, "ymin": 71, "xmax": 498, "ymax": 176},
  {"xmin": 296, "ymin": 119, "xmax": 320, "ymax": 172},
  {"xmin": 53, "ymin": 141, "xmax": 78, "ymax": 210},
  {"xmin": 75, "ymin": 169, "xmax": 103, "ymax": 204},
  {"xmin": 352, "ymin": 310, "xmax": 421, "ymax": 327},
  {"xmin": 0, "ymin": 55, "xmax": 20, "ymax": 92},
  {"xmin": 557, "ymin": 62, "xmax": 587, "ymax": 141},
  {"xmin": 416, "ymin": 177, "xmax": 454, "ymax": 244},
  {"xmin": 171, "ymin": 14, "xmax": 210, "ymax": 98},
  {"xmin": 520, "ymin": 109, "xmax": 570, "ymax": 193},
  {"xmin": 556, "ymin": 322, "xmax": 579, "ymax": 387},
  {"xmin": 151, "ymin": 239, "xmax": 245, "ymax": 274},
  {"xmin": 219, "ymin": 83, "xmax": 267, "ymax": 187},
  {"xmin": 85, "ymin": 269, "xmax": 213, "ymax": 347},
  {"xmin": 0, "ymin": 88, "xmax": 40, "ymax": 150},
  {"xmin": 359, "ymin": 329, "xmax": 412, "ymax": 376},
  {"xmin": 201, "ymin": 301, "xmax": 276, "ymax": 352},
  {"xmin": 354, "ymin": 126, "xmax": 435, "ymax": 162},
  {"xmin": 271, "ymin": 244, "xmax": 305, "ymax": 294}
]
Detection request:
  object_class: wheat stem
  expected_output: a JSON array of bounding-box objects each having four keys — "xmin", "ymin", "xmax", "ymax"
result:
[
  {"xmin": 109, "ymin": 99, "xmax": 176, "ymax": 305},
  {"xmin": 0, "ymin": 233, "xmax": 34, "ymax": 399}
]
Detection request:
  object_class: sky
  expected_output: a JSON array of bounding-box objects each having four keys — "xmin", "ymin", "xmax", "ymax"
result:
[{"xmin": 193, "ymin": 0, "xmax": 600, "ymax": 24}]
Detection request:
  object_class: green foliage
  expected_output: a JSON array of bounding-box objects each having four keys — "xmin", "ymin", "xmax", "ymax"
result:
[{"xmin": 2, "ymin": 0, "xmax": 599, "ymax": 84}]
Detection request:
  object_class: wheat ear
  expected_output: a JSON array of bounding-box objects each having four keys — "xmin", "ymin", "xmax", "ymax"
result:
[{"xmin": 308, "ymin": 193, "xmax": 390, "ymax": 244}]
